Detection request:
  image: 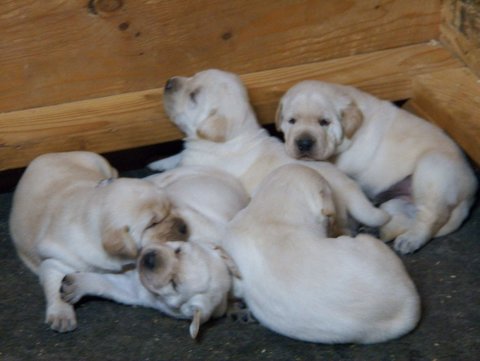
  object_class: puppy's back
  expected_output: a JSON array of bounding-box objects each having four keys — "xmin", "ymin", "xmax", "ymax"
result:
[
  {"xmin": 224, "ymin": 164, "xmax": 420, "ymax": 344},
  {"xmin": 9, "ymin": 152, "xmax": 117, "ymax": 272}
]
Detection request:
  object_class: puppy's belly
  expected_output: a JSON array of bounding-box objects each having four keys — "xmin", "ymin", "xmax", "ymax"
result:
[{"xmin": 371, "ymin": 176, "xmax": 412, "ymax": 205}]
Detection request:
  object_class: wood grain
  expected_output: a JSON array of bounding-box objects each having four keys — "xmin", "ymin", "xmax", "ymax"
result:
[
  {"xmin": 0, "ymin": 0, "xmax": 441, "ymax": 112},
  {"xmin": 440, "ymin": 0, "xmax": 480, "ymax": 77},
  {"xmin": 406, "ymin": 67, "xmax": 480, "ymax": 165},
  {"xmin": 0, "ymin": 43, "xmax": 463, "ymax": 171}
]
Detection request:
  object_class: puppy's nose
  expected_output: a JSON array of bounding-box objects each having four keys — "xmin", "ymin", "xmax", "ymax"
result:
[
  {"xmin": 142, "ymin": 251, "xmax": 157, "ymax": 270},
  {"xmin": 296, "ymin": 137, "xmax": 315, "ymax": 153},
  {"xmin": 164, "ymin": 78, "xmax": 178, "ymax": 92}
]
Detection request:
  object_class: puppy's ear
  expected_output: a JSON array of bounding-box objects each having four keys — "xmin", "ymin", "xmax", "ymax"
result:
[
  {"xmin": 102, "ymin": 226, "xmax": 138, "ymax": 259},
  {"xmin": 196, "ymin": 113, "xmax": 228, "ymax": 142},
  {"xmin": 341, "ymin": 102, "xmax": 363, "ymax": 138},
  {"xmin": 275, "ymin": 101, "xmax": 283, "ymax": 131},
  {"xmin": 189, "ymin": 308, "xmax": 202, "ymax": 339}
]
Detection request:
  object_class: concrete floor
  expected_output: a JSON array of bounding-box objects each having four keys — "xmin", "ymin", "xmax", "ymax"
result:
[{"xmin": 1, "ymin": 169, "xmax": 479, "ymax": 361}]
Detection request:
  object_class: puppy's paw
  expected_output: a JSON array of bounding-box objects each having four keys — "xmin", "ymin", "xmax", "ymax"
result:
[
  {"xmin": 227, "ymin": 299, "xmax": 257, "ymax": 324},
  {"xmin": 393, "ymin": 233, "xmax": 426, "ymax": 254},
  {"xmin": 60, "ymin": 274, "xmax": 84, "ymax": 304},
  {"xmin": 148, "ymin": 159, "xmax": 168, "ymax": 171},
  {"xmin": 46, "ymin": 302, "xmax": 77, "ymax": 332}
]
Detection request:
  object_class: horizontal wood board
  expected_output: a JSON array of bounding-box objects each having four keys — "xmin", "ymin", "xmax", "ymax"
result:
[
  {"xmin": 0, "ymin": 0, "xmax": 441, "ymax": 112},
  {"xmin": 0, "ymin": 43, "xmax": 465, "ymax": 171}
]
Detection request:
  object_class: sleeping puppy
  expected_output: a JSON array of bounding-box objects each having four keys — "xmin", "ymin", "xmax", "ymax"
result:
[
  {"xmin": 61, "ymin": 240, "xmax": 237, "ymax": 339},
  {"xmin": 145, "ymin": 165, "xmax": 250, "ymax": 241},
  {"xmin": 148, "ymin": 69, "xmax": 389, "ymax": 234},
  {"xmin": 60, "ymin": 165, "xmax": 248, "ymax": 338},
  {"xmin": 9, "ymin": 151, "xmax": 187, "ymax": 332},
  {"xmin": 276, "ymin": 81, "xmax": 478, "ymax": 253},
  {"xmin": 222, "ymin": 163, "xmax": 421, "ymax": 344}
]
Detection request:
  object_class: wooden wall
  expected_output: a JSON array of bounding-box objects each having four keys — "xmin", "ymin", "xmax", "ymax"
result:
[
  {"xmin": 3, "ymin": 0, "xmax": 479, "ymax": 173},
  {"xmin": 441, "ymin": 0, "xmax": 480, "ymax": 76}
]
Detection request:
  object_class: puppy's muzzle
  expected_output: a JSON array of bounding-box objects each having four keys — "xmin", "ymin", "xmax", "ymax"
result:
[
  {"xmin": 142, "ymin": 250, "xmax": 158, "ymax": 270},
  {"xmin": 164, "ymin": 77, "xmax": 179, "ymax": 92},
  {"xmin": 295, "ymin": 136, "xmax": 316, "ymax": 153},
  {"xmin": 138, "ymin": 246, "xmax": 174, "ymax": 291}
]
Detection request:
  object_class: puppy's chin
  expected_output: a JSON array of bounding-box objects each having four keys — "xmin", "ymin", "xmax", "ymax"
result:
[{"xmin": 288, "ymin": 144, "xmax": 335, "ymax": 161}]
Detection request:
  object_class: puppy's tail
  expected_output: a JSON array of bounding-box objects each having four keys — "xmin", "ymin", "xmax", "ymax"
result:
[
  {"xmin": 347, "ymin": 195, "xmax": 391, "ymax": 227},
  {"xmin": 304, "ymin": 162, "xmax": 390, "ymax": 228}
]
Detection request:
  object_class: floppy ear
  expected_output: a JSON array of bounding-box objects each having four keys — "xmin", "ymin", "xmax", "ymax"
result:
[
  {"xmin": 189, "ymin": 308, "xmax": 202, "ymax": 339},
  {"xmin": 196, "ymin": 113, "xmax": 228, "ymax": 142},
  {"xmin": 341, "ymin": 102, "xmax": 363, "ymax": 138},
  {"xmin": 274, "ymin": 100, "xmax": 283, "ymax": 131},
  {"xmin": 102, "ymin": 225, "xmax": 138, "ymax": 259}
]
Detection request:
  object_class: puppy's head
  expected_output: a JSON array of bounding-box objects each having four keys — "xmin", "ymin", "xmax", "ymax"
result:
[
  {"xmin": 254, "ymin": 164, "xmax": 338, "ymax": 236},
  {"xmin": 276, "ymin": 81, "xmax": 363, "ymax": 160},
  {"xmin": 99, "ymin": 178, "xmax": 189, "ymax": 259},
  {"xmin": 163, "ymin": 69, "xmax": 257, "ymax": 142},
  {"xmin": 138, "ymin": 241, "xmax": 238, "ymax": 338}
]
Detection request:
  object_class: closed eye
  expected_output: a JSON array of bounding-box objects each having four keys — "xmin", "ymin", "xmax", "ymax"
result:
[
  {"xmin": 145, "ymin": 221, "xmax": 160, "ymax": 230},
  {"xmin": 171, "ymin": 278, "xmax": 178, "ymax": 291},
  {"xmin": 319, "ymin": 118, "xmax": 330, "ymax": 126},
  {"xmin": 189, "ymin": 88, "xmax": 200, "ymax": 103}
]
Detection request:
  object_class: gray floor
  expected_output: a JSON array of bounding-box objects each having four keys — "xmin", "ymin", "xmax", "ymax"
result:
[{"xmin": 1, "ymin": 169, "xmax": 479, "ymax": 361}]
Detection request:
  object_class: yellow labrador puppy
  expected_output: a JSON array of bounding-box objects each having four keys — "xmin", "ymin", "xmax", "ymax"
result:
[
  {"xmin": 61, "ymin": 165, "xmax": 248, "ymax": 338},
  {"xmin": 148, "ymin": 69, "xmax": 389, "ymax": 234},
  {"xmin": 146, "ymin": 165, "xmax": 250, "ymax": 242},
  {"xmin": 61, "ymin": 240, "xmax": 236, "ymax": 339},
  {"xmin": 9, "ymin": 151, "xmax": 186, "ymax": 332},
  {"xmin": 222, "ymin": 163, "xmax": 421, "ymax": 344},
  {"xmin": 276, "ymin": 81, "xmax": 478, "ymax": 253}
]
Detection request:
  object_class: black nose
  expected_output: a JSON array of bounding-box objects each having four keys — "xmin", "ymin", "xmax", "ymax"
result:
[
  {"xmin": 142, "ymin": 251, "xmax": 157, "ymax": 270},
  {"xmin": 164, "ymin": 78, "xmax": 177, "ymax": 92},
  {"xmin": 296, "ymin": 137, "xmax": 315, "ymax": 152}
]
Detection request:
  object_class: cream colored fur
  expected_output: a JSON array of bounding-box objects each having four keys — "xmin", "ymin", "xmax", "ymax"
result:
[
  {"xmin": 222, "ymin": 164, "xmax": 421, "ymax": 343},
  {"xmin": 148, "ymin": 69, "xmax": 390, "ymax": 234},
  {"xmin": 277, "ymin": 81, "xmax": 477, "ymax": 253},
  {"xmin": 60, "ymin": 165, "xmax": 248, "ymax": 338},
  {"xmin": 9, "ymin": 151, "xmax": 184, "ymax": 332}
]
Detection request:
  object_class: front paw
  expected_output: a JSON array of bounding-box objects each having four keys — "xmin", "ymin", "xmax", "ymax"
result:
[
  {"xmin": 46, "ymin": 302, "xmax": 77, "ymax": 332},
  {"xmin": 148, "ymin": 159, "xmax": 168, "ymax": 171},
  {"xmin": 60, "ymin": 274, "xmax": 83, "ymax": 304}
]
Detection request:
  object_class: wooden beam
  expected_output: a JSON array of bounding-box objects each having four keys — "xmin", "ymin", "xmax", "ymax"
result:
[
  {"xmin": 440, "ymin": 0, "xmax": 480, "ymax": 77},
  {"xmin": 0, "ymin": 0, "xmax": 441, "ymax": 113},
  {"xmin": 0, "ymin": 43, "xmax": 463, "ymax": 171},
  {"xmin": 405, "ymin": 67, "xmax": 480, "ymax": 165}
]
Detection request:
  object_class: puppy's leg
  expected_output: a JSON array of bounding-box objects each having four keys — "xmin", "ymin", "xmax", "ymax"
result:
[
  {"xmin": 305, "ymin": 162, "xmax": 390, "ymax": 230},
  {"xmin": 148, "ymin": 153, "xmax": 183, "ymax": 171},
  {"xmin": 38, "ymin": 259, "xmax": 77, "ymax": 332},
  {"xmin": 227, "ymin": 298, "xmax": 257, "ymax": 323},
  {"xmin": 393, "ymin": 153, "xmax": 457, "ymax": 254},
  {"xmin": 379, "ymin": 198, "xmax": 414, "ymax": 242},
  {"xmin": 61, "ymin": 270, "xmax": 150, "ymax": 307}
]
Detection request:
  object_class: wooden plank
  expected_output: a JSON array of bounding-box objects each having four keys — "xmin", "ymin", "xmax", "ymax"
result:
[
  {"xmin": 440, "ymin": 0, "xmax": 480, "ymax": 77},
  {"xmin": 0, "ymin": 43, "xmax": 463, "ymax": 171},
  {"xmin": 0, "ymin": 0, "xmax": 441, "ymax": 113},
  {"xmin": 405, "ymin": 67, "xmax": 480, "ymax": 165},
  {"xmin": 246, "ymin": 43, "xmax": 463, "ymax": 123}
]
